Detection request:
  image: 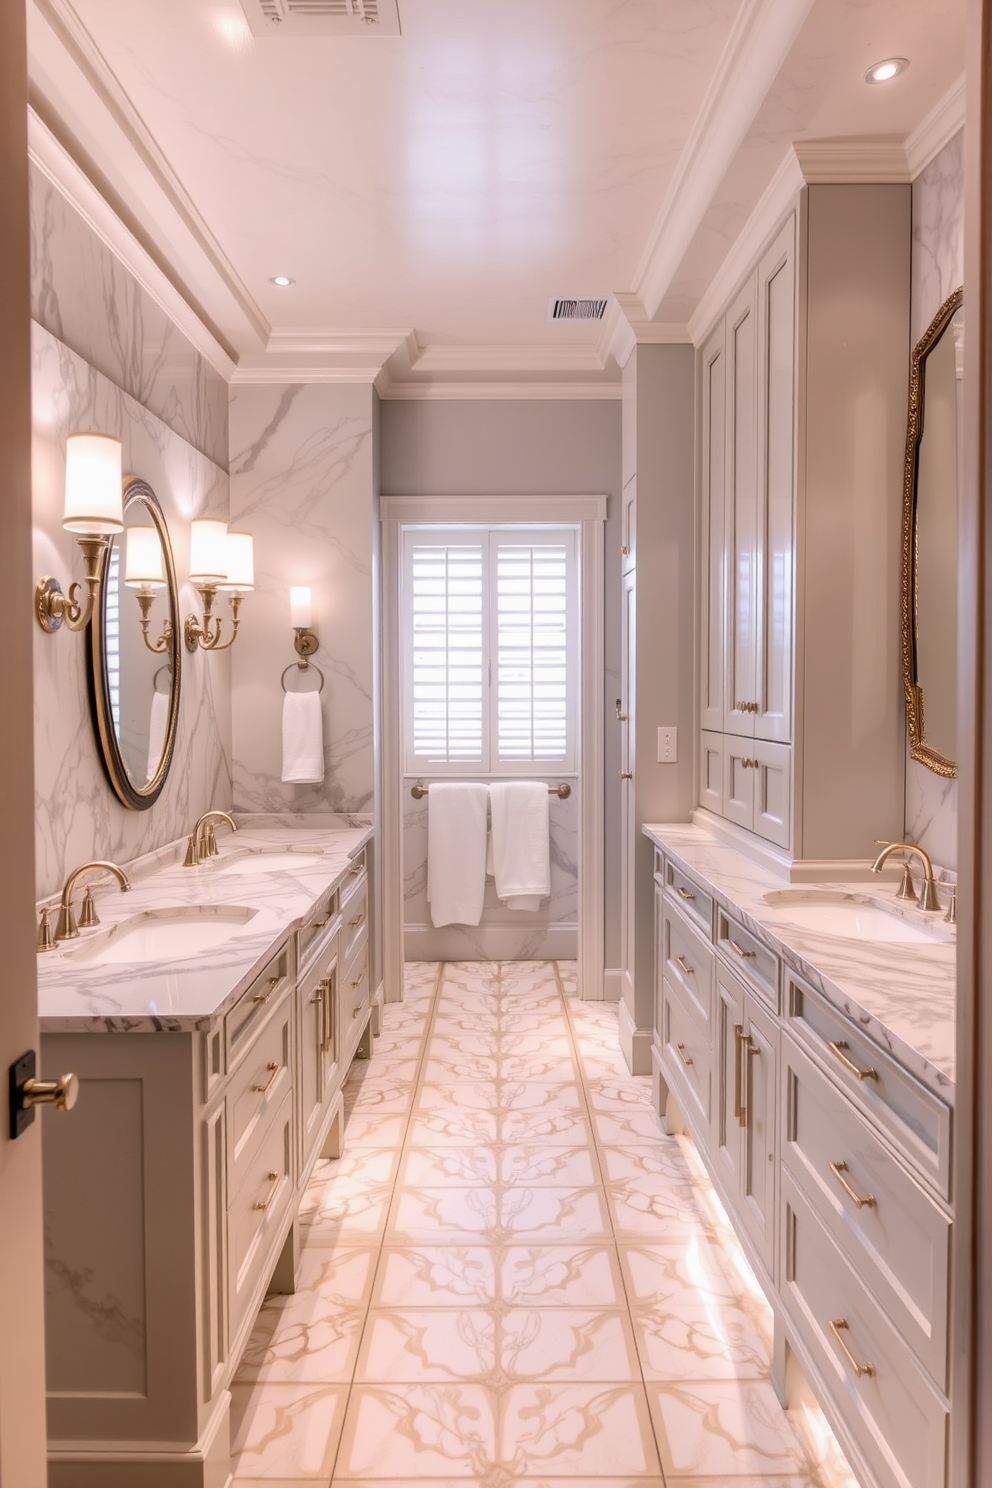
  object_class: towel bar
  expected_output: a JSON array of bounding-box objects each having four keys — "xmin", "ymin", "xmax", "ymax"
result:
[{"xmin": 411, "ymin": 781, "xmax": 571, "ymax": 800}]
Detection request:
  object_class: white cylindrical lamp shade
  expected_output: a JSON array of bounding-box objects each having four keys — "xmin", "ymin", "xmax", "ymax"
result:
[
  {"xmin": 219, "ymin": 532, "xmax": 254, "ymax": 592},
  {"xmin": 63, "ymin": 433, "xmax": 124, "ymax": 535},
  {"xmin": 124, "ymin": 526, "xmax": 166, "ymax": 589},
  {"xmin": 189, "ymin": 519, "xmax": 229, "ymax": 583},
  {"xmin": 290, "ymin": 586, "xmax": 312, "ymax": 629}
]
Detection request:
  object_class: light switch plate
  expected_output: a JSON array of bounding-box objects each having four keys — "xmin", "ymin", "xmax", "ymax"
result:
[{"xmin": 658, "ymin": 726, "xmax": 678, "ymax": 763}]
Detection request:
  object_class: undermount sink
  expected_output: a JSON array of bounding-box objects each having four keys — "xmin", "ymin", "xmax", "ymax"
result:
[
  {"xmin": 762, "ymin": 889, "xmax": 952, "ymax": 945},
  {"xmin": 66, "ymin": 905, "xmax": 258, "ymax": 964},
  {"xmin": 210, "ymin": 848, "xmax": 326, "ymax": 876}
]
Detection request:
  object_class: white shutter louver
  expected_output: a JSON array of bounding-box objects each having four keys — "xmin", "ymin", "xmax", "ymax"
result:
[
  {"xmin": 496, "ymin": 543, "xmax": 569, "ymax": 762},
  {"xmin": 410, "ymin": 543, "xmax": 484, "ymax": 763}
]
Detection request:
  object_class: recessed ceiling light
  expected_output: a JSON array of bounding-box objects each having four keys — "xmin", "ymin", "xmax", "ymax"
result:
[
  {"xmin": 269, "ymin": 275, "xmax": 295, "ymax": 287},
  {"xmin": 864, "ymin": 57, "xmax": 909, "ymax": 84}
]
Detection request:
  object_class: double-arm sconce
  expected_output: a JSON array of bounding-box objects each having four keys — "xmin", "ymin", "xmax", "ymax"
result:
[{"xmin": 35, "ymin": 432, "xmax": 254, "ymax": 655}]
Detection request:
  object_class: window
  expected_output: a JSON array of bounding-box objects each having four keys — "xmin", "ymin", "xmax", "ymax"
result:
[{"xmin": 402, "ymin": 525, "xmax": 577, "ymax": 775}]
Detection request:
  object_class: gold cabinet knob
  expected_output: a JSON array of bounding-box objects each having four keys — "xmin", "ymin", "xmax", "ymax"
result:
[
  {"xmin": 620, "ymin": 771, "xmax": 633, "ymax": 780},
  {"xmin": 22, "ymin": 1073, "xmax": 79, "ymax": 1113}
]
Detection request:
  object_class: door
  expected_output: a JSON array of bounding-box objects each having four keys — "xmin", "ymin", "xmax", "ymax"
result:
[
  {"xmin": 699, "ymin": 320, "xmax": 727, "ymax": 734},
  {"xmin": 739, "ymin": 992, "xmax": 778, "ymax": 1274},
  {"xmin": 299, "ymin": 951, "xmax": 338, "ymax": 1174},
  {"xmin": 715, "ymin": 966, "xmax": 745, "ymax": 1196},
  {"xmin": 620, "ymin": 568, "xmax": 636, "ymax": 1003},
  {"xmin": 0, "ymin": 1, "xmax": 49, "ymax": 1476},
  {"xmin": 725, "ymin": 274, "xmax": 759, "ymax": 737}
]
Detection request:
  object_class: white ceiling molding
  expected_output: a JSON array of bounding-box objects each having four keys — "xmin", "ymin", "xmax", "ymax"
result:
[
  {"xmin": 381, "ymin": 494, "xmax": 608, "ymax": 523},
  {"xmin": 28, "ymin": 108, "xmax": 237, "ymax": 382},
  {"xmin": 687, "ymin": 147, "xmax": 804, "ymax": 347},
  {"xmin": 266, "ymin": 327, "xmax": 417, "ymax": 359},
  {"xmin": 792, "ymin": 140, "xmax": 911, "ymax": 183},
  {"xmin": 376, "ymin": 379, "xmax": 622, "ymax": 402},
  {"xmin": 905, "ymin": 74, "xmax": 966, "ymax": 178},
  {"xmin": 231, "ymin": 365, "xmax": 383, "ymax": 385},
  {"xmin": 633, "ymin": 0, "xmax": 816, "ymax": 319},
  {"xmin": 29, "ymin": 0, "xmax": 270, "ymax": 355},
  {"xmin": 409, "ymin": 344, "xmax": 609, "ymax": 375}
]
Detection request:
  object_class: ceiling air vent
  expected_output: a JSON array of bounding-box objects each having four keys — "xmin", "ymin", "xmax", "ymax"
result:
[
  {"xmin": 548, "ymin": 297, "xmax": 609, "ymax": 322},
  {"xmin": 240, "ymin": 0, "xmax": 401, "ymax": 37}
]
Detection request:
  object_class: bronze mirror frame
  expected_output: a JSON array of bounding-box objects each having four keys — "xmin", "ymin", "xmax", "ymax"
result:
[
  {"xmin": 89, "ymin": 478, "xmax": 182, "ymax": 809},
  {"xmin": 901, "ymin": 285, "xmax": 964, "ymax": 780}
]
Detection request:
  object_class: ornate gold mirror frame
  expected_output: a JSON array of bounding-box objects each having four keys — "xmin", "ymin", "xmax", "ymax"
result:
[
  {"xmin": 89, "ymin": 478, "xmax": 182, "ymax": 808},
  {"xmin": 901, "ymin": 285, "xmax": 964, "ymax": 779}
]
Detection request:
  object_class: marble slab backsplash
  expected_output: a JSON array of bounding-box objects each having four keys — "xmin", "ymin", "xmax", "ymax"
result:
[
  {"xmin": 229, "ymin": 383, "xmax": 376, "ymax": 817},
  {"xmin": 905, "ymin": 129, "xmax": 964, "ymax": 869},
  {"xmin": 29, "ymin": 163, "xmax": 228, "ymax": 470},
  {"xmin": 32, "ymin": 323, "xmax": 232, "ymax": 901}
]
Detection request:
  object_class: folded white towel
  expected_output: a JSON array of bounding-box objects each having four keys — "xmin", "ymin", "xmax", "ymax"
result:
[
  {"xmin": 427, "ymin": 782, "xmax": 489, "ymax": 927},
  {"xmin": 489, "ymin": 780, "xmax": 551, "ymax": 911},
  {"xmin": 146, "ymin": 688, "xmax": 170, "ymax": 783},
  {"xmin": 282, "ymin": 691, "xmax": 324, "ymax": 784}
]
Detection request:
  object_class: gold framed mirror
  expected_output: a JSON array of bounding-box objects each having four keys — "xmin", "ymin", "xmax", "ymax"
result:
[
  {"xmin": 89, "ymin": 478, "xmax": 181, "ymax": 808},
  {"xmin": 901, "ymin": 285, "xmax": 964, "ymax": 779}
]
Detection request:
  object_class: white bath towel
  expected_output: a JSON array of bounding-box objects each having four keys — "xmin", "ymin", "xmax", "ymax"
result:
[
  {"xmin": 281, "ymin": 690, "xmax": 324, "ymax": 784},
  {"xmin": 146, "ymin": 688, "xmax": 170, "ymax": 783},
  {"xmin": 489, "ymin": 780, "xmax": 551, "ymax": 911},
  {"xmin": 427, "ymin": 782, "xmax": 489, "ymax": 927}
]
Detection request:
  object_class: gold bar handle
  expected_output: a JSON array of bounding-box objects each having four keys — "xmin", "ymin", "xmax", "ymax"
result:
[
  {"xmin": 675, "ymin": 954, "xmax": 694, "ymax": 976},
  {"xmin": 733, "ymin": 1023, "xmax": 743, "ymax": 1121},
  {"xmin": 727, "ymin": 939, "xmax": 756, "ymax": 960},
  {"xmin": 348, "ymin": 864, "xmax": 363, "ymax": 876},
  {"xmin": 676, "ymin": 885, "xmax": 695, "ymax": 901},
  {"xmin": 829, "ymin": 1318, "xmax": 875, "ymax": 1378},
  {"xmin": 349, "ymin": 912, "xmax": 365, "ymax": 928},
  {"xmin": 828, "ymin": 1040, "xmax": 878, "ymax": 1082},
  {"xmin": 323, "ymin": 975, "xmax": 335, "ymax": 1054},
  {"xmin": 311, "ymin": 913, "xmax": 332, "ymax": 929},
  {"xmin": 252, "ymin": 1061, "xmax": 279, "ymax": 1096},
  {"xmin": 252, "ymin": 975, "xmax": 280, "ymax": 1005},
  {"xmin": 741, "ymin": 1034, "xmax": 758, "ymax": 1129},
  {"xmin": 253, "ymin": 1171, "xmax": 280, "ymax": 1212},
  {"xmin": 828, "ymin": 1160, "xmax": 876, "ymax": 1211},
  {"xmin": 676, "ymin": 1041, "xmax": 693, "ymax": 1068}
]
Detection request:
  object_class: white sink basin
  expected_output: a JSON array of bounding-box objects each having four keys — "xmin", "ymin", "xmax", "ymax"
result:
[
  {"xmin": 211, "ymin": 849, "xmax": 325, "ymax": 877},
  {"xmin": 762, "ymin": 890, "xmax": 951, "ymax": 944},
  {"xmin": 67, "ymin": 906, "xmax": 258, "ymax": 964}
]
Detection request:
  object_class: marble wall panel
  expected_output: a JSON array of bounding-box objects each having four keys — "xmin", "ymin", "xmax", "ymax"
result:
[
  {"xmin": 32, "ymin": 324, "xmax": 232, "ymax": 900},
  {"xmin": 30, "ymin": 163, "xmax": 229, "ymax": 470},
  {"xmin": 906, "ymin": 131, "xmax": 964, "ymax": 870},
  {"xmin": 229, "ymin": 383, "xmax": 376, "ymax": 817}
]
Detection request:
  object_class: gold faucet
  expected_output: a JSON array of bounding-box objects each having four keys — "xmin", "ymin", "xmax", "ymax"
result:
[
  {"xmin": 183, "ymin": 810, "xmax": 238, "ymax": 867},
  {"xmin": 52, "ymin": 860, "xmax": 131, "ymax": 943},
  {"xmin": 870, "ymin": 839, "xmax": 942, "ymax": 911}
]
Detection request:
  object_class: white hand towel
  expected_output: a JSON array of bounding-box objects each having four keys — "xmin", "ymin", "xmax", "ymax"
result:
[
  {"xmin": 427, "ymin": 782, "xmax": 489, "ymax": 927},
  {"xmin": 282, "ymin": 691, "xmax": 324, "ymax": 784},
  {"xmin": 489, "ymin": 780, "xmax": 551, "ymax": 911},
  {"xmin": 146, "ymin": 688, "xmax": 170, "ymax": 783}
]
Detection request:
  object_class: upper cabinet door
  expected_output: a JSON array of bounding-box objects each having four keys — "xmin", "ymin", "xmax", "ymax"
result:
[
  {"xmin": 725, "ymin": 274, "xmax": 759, "ymax": 737},
  {"xmin": 621, "ymin": 475, "xmax": 636, "ymax": 573},
  {"xmin": 754, "ymin": 215, "xmax": 796, "ymax": 745},
  {"xmin": 699, "ymin": 322, "xmax": 727, "ymax": 734}
]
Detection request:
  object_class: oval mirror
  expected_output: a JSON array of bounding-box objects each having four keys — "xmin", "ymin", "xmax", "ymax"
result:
[
  {"xmin": 902, "ymin": 286, "xmax": 964, "ymax": 779},
  {"xmin": 89, "ymin": 479, "xmax": 181, "ymax": 808}
]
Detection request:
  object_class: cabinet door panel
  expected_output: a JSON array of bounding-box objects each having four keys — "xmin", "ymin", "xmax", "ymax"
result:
[
  {"xmin": 726, "ymin": 275, "xmax": 758, "ymax": 736},
  {"xmin": 621, "ymin": 475, "xmax": 636, "ymax": 572},
  {"xmin": 715, "ymin": 967, "xmax": 745, "ymax": 1195},
  {"xmin": 752, "ymin": 738, "xmax": 791, "ymax": 850},
  {"xmin": 620, "ymin": 570, "xmax": 636, "ymax": 997},
  {"xmin": 699, "ymin": 731, "xmax": 724, "ymax": 816},
  {"xmin": 722, "ymin": 739, "xmax": 754, "ymax": 832},
  {"xmin": 740, "ymin": 993, "xmax": 778, "ymax": 1277},
  {"xmin": 699, "ymin": 324, "xmax": 727, "ymax": 733}
]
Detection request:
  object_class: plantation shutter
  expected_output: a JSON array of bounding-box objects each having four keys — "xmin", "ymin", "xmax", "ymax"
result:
[
  {"xmin": 408, "ymin": 541, "xmax": 485, "ymax": 764},
  {"xmin": 495, "ymin": 541, "xmax": 569, "ymax": 762}
]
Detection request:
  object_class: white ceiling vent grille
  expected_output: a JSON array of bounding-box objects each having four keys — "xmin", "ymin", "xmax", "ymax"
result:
[
  {"xmin": 548, "ymin": 297, "xmax": 609, "ymax": 322},
  {"xmin": 240, "ymin": 0, "xmax": 400, "ymax": 37}
]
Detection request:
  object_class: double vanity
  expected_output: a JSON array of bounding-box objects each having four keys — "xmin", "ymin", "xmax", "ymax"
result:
[
  {"xmin": 35, "ymin": 817, "xmax": 378, "ymax": 1488},
  {"xmin": 646, "ymin": 821, "xmax": 954, "ymax": 1488}
]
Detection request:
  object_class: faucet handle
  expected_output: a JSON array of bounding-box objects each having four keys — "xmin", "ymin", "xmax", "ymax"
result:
[
  {"xmin": 943, "ymin": 883, "xmax": 958, "ymax": 924},
  {"xmin": 183, "ymin": 833, "xmax": 201, "ymax": 868},
  {"xmin": 37, "ymin": 907, "xmax": 56, "ymax": 953},
  {"xmin": 894, "ymin": 862, "xmax": 918, "ymax": 904},
  {"xmin": 78, "ymin": 887, "xmax": 100, "ymax": 929}
]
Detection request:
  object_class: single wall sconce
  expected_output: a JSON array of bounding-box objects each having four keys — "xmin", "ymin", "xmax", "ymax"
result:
[
  {"xmin": 124, "ymin": 524, "xmax": 172, "ymax": 653},
  {"xmin": 184, "ymin": 521, "xmax": 254, "ymax": 652},
  {"xmin": 35, "ymin": 433, "xmax": 124, "ymax": 634},
  {"xmin": 289, "ymin": 585, "xmax": 318, "ymax": 662}
]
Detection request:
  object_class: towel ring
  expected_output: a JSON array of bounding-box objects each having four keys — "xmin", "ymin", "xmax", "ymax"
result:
[
  {"xmin": 281, "ymin": 662, "xmax": 325, "ymax": 695},
  {"xmin": 153, "ymin": 665, "xmax": 172, "ymax": 696}
]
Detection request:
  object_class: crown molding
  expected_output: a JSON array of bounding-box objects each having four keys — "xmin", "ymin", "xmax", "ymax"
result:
[
  {"xmin": 231, "ymin": 365, "xmax": 383, "ymax": 385},
  {"xmin": 381, "ymin": 493, "xmax": 608, "ymax": 522},
  {"xmin": 634, "ymin": 0, "xmax": 816, "ymax": 318},
  {"xmin": 266, "ymin": 327, "xmax": 417, "ymax": 359},
  {"xmin": 905, "ymin": 74, "xmax": 966, "ymax": 178},
  {"xmin": 792, "ymin": 140, "xmax": 911, "ymax": 183},
  {"xmin": 409, "ymin": 343, "xmax": 608, "ymax": 374},
  {"xmin": 377, "ymin": 379, "xmax": 622, "ymax": 402}
]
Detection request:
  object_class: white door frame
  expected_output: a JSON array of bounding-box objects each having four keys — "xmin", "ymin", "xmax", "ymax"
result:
[{"xmin": 380, "ymin": 493, "xmax": 606, "ymax": 999}]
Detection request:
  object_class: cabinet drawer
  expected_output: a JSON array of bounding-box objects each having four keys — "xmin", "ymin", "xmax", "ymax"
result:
[
  {"xmin": 665, "ymin": 861, "xmax": 714, "ymax": 938},
  {"xmin": 343, "ymin": 940, "xmax": 370, "ymax": 1048},
  {"xmin": 228, "ymin": 1089, "xmax": 293, "ymax": 1338},
  {"xmin": 226, "ymin": 939, "xmax": 293, "ymax": 1066},
  {"xmin": 340, "ymin": 875, "xmax": 369, "ymax": 965},
  {"xmin": 341, "ymin": 848, "xmax": 367, "ymax": 903},
  {"xmin": 782, "ymin": 1171, "xmax": 948, "ymax": 1488},
  {"xmin": 661, "ymin": 903, "xmax": 714, "ymax": 1039},
  {"xmin": 298, "ymin": 887, "xmax": 341, "ymax": 971},
  {"xmin": 782, "ymin": 1036, "xmax": 950, "ymax": 1388},
  {"xmin": 227, "ymin": 992, "xmax": 293, "ymax": 1206},
  {"xmin": 716, "ymin": 909, "xmax": 779, "ymax": 1011},
  {"xmin": 662, "ymin": 981, "xmax": 712, "ymax": 1132},
  {"xmin": 786, "ymin": 974, "xmax": 951, "ymax": 1198}
]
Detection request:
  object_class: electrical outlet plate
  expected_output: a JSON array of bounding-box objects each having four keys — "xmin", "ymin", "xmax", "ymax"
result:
[{"xmin": 658, "ymin": 726, "xmax": 678, "ymax": 763}]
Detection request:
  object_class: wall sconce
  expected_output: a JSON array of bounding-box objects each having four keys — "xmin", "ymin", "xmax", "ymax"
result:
[
  {"xmin": 184, "ymin": 522, "xmax": 254, "ymax": 652},
  {"xmin": 289, "ymin": 585, "xmax": 318, "ymax": 662},
  {"xmin": 35, "ymin": 433, "xmax": 124, "ymax": 634},
  {"xmin": 124, "ymin": 525, "xmax": 172, "ymax": 653}
]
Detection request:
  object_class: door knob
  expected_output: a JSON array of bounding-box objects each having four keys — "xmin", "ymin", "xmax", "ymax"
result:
[
  {"xmin": 9, "ymin": 1050, "xmax": 79, "ymax": 1139},
  {"xmin": 23, "ymin": 1073, "xmax": 80, "ymax": 1111}
]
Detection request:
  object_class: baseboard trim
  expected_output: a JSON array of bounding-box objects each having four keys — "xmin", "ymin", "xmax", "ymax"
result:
[
  {"xmin": 617, "ymin": 998, "xmax": 653, "ymax": 1075},
  {"xmin": 404, "ymin": 922, "xmax": 577, "ymax": 962},
  {"xmin": 603, "ymin": 968, "xmax": 622, "ymax": 1003},
  {"xmin": 48, "ymin": 1390, "xmax": 231, "ymax": 1488}
]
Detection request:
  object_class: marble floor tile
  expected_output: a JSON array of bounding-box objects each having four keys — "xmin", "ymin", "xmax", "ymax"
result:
[
  {"xmin": 647, "ymin": 1378, "xmax": 814, "ymax": 1478},
  {"xmin": 500, "ymin": 1144, "xmax": 597, "ymax": 1187},
  {"xmin": 340, "ymin": 1111, "xmax": 407, "ymax": 1147},
  {"xmin": 402, "ymin": 1146, "xmax": 499, "ymax": 1186},
  {"xmin": 409, "ymin": 1107, "xmax": 499, "ymax": 1146},
  {"xmin": 358, "ymin": 1308, "xmax": 496, "ymax": 1381},
  {"xmin": 388, "ymin": 1185, "xmax": 499, "ymax": 1241},
  {"xmin": 499, "ymin": 1309, "xmax": 640, "ymax": 1381},
  {"xmin": 499, "ymin": 1051, "xmax": 578, "ymax": 1081},
  {"xmin": 500, "ymin": 1383, "xmax": 661, "ymax": 1477},
  {"xmin": 335, "ymin": 1383, "xmax": 497, "ymax": 1478},
  {"xmin": 417, "ymin": 1081, "xmax": 501, "ymax": 1112},
  {"xmin": 229, "ymin": 1381, "xmax": 347, "ymax": 1480},
  {"xmin": 498, "ymin": 1186, "xmax": 611, "ymax": 1242},
  {"xmin": 499, "ymin": 1246, "xmax": 625, "ymax": 1306},
  {"xmin": 373, "ymin": 1246, "xmax": 499, "ymax": 1307}
]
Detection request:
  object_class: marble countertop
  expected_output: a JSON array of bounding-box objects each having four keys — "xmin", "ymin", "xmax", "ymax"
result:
[
  {"xmin": 643, "ymin": 823, "xmax": 956, "ymax": 1102},
  {"xmin": 37, "ymin": 819, "xmax": 373, "ymax": 1035}
]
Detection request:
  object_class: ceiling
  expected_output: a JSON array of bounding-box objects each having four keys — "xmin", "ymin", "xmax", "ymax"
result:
[{"xmin": 26, "ymin": 0, "xmax": 966, "ymax": 394}]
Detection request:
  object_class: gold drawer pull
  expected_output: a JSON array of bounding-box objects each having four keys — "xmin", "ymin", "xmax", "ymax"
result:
[
  {"xmin": 675, "ymin": 954, "xmax": 694, "ymax": 976},
  {"xmin": 348, "ymin": 863, "xmax": 363, "ymax": 876},
  {"xmin": 252, "ymin": 1062, "xmax": 279, "ymax": 1095},
  {"xmin": 828, "ymin": 1040, "xmax": 878, "ymax": 1082},
  {"xmin": 675, "ymin": 1041, "xmax": 693, "ymax": 1068},
  {"xmin": 676, "ymin": 885, "xmax": 696, "ymax": 901},
  {"xmin": 829, "ymin": 1160, "xmax": 876, "ymax": 1211},
  {"xmin": 829, "ymin": 1318, "xmax": 875, "ymax": 1378},
  {"xmin": 311, "ymin": 913, "xmax": 332, "ymax": 929},
  {"xmin": 353, "ymin": 1004, "xmax": 364, "ymax": 1019},
  {"xmin": 351, "ymin": 975, "xmax": 364, "ymax": 987},
  {"xmin": 620, "ymin": 770, "xmax": 633, "ymax": 780},
  {"xmin": 252, "ymin": 975, "xmax": 280, "ymax": 1005},
  {"xmin": 254, "ymin": 1170, "xmax": 280, "ymax": 1211},
  {"xmin": 349, "ymin": 912, "xmax": 364, "ymax": 928},
  {"xmin": 727, "ymin": 938, "xmax": 756, "ymax": 960}
]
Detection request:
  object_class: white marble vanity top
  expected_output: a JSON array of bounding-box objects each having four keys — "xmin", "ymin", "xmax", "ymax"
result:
[
  {"xmin": 37, "ymin": 817, "xmax": 373, "ymax": 1035},
  {"xmin": 643, "ymin": 823, "xmax": 956, "ymax": 1101}
]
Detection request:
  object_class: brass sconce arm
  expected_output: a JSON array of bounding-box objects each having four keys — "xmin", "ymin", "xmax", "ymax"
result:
[
  {"xmin": 185, "ymin": 588, "xmax": 243, "ymax": 653},
  {"xmin": 35, "ymin": 537, "xmax": 110, "ymax": 634},
  {"xmin": 135, "ymin": 591, "xmax": 173, "ymax": 653}
]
